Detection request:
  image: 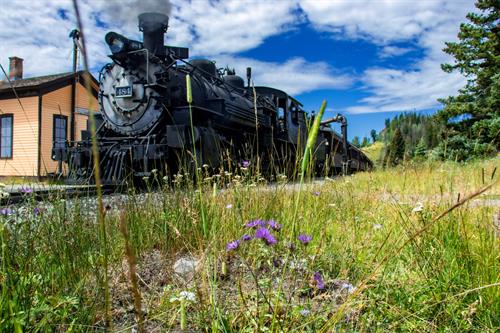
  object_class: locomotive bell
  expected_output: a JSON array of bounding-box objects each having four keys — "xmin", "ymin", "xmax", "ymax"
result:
[{"xmin": 138, "ymin": 12, "xmax": 169, "ymax": 57}]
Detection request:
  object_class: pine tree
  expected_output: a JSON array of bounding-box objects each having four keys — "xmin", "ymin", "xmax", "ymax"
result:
[
  {"xmin": 351, "ymin": 136, "xmax": 360, "ymax": 147},
  {"xmin": 414, "ymin": 138, "xmax": 427, "ymax": 158},
  {"xmin": 361, "ymin": 137, "xmax": 370, "ymax": 147},
  {"xmin": 385, "ymin": 128, "xmax": 405, "ymax": 166},
  {"xmin": 438, "ymin": 0, "xmax": 500, "ymax": 149},
  {"xmin": 370, "ymin": 129, "xmax": 378, "ymax": 142}
]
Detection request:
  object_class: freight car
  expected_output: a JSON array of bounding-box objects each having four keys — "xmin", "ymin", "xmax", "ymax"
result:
[{"xmin": 54, "ymin": 12, "xmax": 372, "ymax": 185}]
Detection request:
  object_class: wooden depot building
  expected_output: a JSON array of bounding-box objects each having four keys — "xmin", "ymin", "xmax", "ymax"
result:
[{"xmin": 0, "ymin": 56, "xmax": 98, "ymax": 178}]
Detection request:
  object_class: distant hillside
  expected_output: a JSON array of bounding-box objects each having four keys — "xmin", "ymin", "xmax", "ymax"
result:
[{"xmin": 361, "ymin": 141, "xmax": 383, "ymax": 166}]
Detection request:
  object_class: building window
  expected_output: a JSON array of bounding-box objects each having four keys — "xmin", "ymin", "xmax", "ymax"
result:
[
  {"xmin": 0, "ymin": 115, "xmax": 13, "ymax": 159},
  {"xmin": 53, "ymin": 115, "xmax": 67, "ymax": 149}
]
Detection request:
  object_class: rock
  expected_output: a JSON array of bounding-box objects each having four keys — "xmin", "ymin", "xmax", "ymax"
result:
[{"xmin": 173, "ymin": 256, "xmax": 200, "ymax": 280}]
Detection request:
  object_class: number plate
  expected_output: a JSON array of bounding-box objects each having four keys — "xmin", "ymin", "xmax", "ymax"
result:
[{"xmin": 115, "ymin": 86, "xmax": 132, "ymax": 97}]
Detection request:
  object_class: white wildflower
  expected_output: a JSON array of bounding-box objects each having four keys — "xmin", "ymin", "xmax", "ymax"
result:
[
  {"xmin": 299, "ymin": 309, "xmax": 311, "ymax": 317},
  {"xmin": 373, "ymin": 223, "xmax": 382, "ymax": 230},
  {"xmin": 340, "ymin": 282, "xmax": 356, "ymax": 294},
  {"xmin": 179, "ymin": 291, "xmax": 196, "ymax": 302},
  {"xmin": 225, "ymin": 204, "xmax": 233, "ymax": 209},
  {"xmin": 412, "ymin": 202, "xmax": 424, "ymax": 213},
  {"xmin": 170, "ymin": 290, "xmax": 196, "ymax": 303}
]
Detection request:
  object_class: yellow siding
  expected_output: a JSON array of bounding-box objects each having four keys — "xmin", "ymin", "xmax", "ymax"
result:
[
  {"xmin": 75, "ymin": 113, "xmax": 87, "ymax": 141},
  {"xmin": 75, "ymin": 82, "xmax": 97, "ymax": 141},
  {"xmin": 76, "ymin": 81, "xmax": 98, "ymax": 111},
  {"xmin": 0, "ymin": 96, "xmax": 39, "ymax": 177},
  {"xmin": 40, "ymin": 86, "xmax": 72, "ymax": 176}
]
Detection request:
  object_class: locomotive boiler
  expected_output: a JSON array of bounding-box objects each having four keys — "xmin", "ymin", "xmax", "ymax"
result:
[{"xmin": 57, "ymin": 12, "xmax": 372, "ymax": 185}]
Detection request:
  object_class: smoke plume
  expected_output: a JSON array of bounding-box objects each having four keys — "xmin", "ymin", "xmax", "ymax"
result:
[{"xmin": 105, "ymin": 0, "xmax": 172, "ymax": 26}]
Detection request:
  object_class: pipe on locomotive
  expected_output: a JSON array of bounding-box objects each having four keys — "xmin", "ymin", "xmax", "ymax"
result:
[
  {"xmin": 321, "ymin": 114, "xmax": 351, "ymax": 175},
  {"xmin": 138, "ymin": 12, "xmax": 169, "ymax": 57}
]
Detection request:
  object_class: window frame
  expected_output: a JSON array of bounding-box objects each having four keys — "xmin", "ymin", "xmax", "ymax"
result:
[
  {"xmin": 0, "ymin": 114, "xmax": 13, "ymax": 159},
  {"xmin": 53, "ymin": 114, "xmax": 68, "ymax": 150}
]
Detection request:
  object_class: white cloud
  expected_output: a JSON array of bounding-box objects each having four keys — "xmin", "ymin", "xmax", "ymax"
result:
[
  {"xmin": 378, "ymin": 46, "xmax": 413, "ymax": 59},
  {"xmin": 299, "ymin": 0, "xmax": 476, "ymax": 113},
  {"xmin": 214, "ymin": 55, "xmax": 353, "ymax": 95},
  {"xmin": 300, "ymin": 0, "xmax": 454, "ymax": 43},
  {"xmin": 173, "ymin": 0, "xmax": 299, "ymax": 56}
]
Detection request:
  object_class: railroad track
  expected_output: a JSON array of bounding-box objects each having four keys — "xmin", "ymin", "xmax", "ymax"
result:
[{"xmin": 0, "ymin": 185, "xmax": 114, "ymax": 206}]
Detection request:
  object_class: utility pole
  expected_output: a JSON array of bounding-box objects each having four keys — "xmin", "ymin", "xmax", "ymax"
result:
[{"xmin": 69, "ymin": 29, "xmax": 80, "ymax": 143}]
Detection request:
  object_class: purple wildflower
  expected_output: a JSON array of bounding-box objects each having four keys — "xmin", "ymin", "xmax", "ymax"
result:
[
  {"xmin": 226, "ymin": 240, "xmax": 240, "ymax": 251},
  {"xmin": 239, "ymin": 160, "xmax": 250, "ymax": 168},
  {"xmin": 245, "ymin": 219, "xmax": 266, "ymax": 228},
  {"xmin": 312, "ymin": 191, "xmax": 321, "ymax": 196},
  {"xmin": 254, "ymin": 227, "xmax": 277, "ymax": 245},
  {"xmin": 33, "ymin": 207, "xmax": 41, "ymax": 215},
  {"xmin": 21, "ymin": 187, "xmax": 33, "ymax": 194},
  {"xmin": 297, "ymin": 234, "xmax": 312, "ymax": 245},
  {"xmin": 313, "ymin": 272, "xmax": 325, "ymax": 290},
  {"xmin": 0, "ymin": 207, "xmax": 13, "ymax": 215},
  {"xmin": 241, "ymin": 234, "xmax": 252, "ymax": 241},
  {"xmin": 267, "ymin": 220, "xmax": 282, "ymax": 230}
]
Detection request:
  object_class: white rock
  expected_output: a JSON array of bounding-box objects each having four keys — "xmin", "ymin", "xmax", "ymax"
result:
[{"xmin": 173, "ymin": 257, "xmax": 199, "ymax": 276}]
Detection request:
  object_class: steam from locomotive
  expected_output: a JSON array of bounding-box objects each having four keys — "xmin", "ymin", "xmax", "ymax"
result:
[{"xmin": 58, "ymin": 12, "xmax": 372, "ymax": 184}]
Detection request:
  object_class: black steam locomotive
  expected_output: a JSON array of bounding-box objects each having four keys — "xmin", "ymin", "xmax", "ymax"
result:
[{"xmin": 59, "ymin": 13, "xmax": 372, "ymax": 185}]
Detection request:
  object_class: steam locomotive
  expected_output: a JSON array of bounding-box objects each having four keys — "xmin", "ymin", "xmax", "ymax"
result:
[{"xmin": 57, "ymin": 13, "xmax": 372, "ymax": 185}]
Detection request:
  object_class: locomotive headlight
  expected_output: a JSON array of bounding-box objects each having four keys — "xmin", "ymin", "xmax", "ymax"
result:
[
  {"xmin": 110, "ymin": 38, "xmax": 125, "ymax": 54},
  {"xmin": 105, "ymin": 32, "xmax": 144, "ymax": 55},
  {"xmin": 105, "ymin": 32, "xmax": 127, "ymax": 54}
]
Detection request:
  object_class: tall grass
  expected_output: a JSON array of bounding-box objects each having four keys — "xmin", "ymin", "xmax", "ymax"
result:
[
  {"xmin": 71, "ymin": 1, "xmax": 111, "ymax": 328},
  {"xmin": 0, "ymin": 156, "xmax": 498, "ymax": 331}
]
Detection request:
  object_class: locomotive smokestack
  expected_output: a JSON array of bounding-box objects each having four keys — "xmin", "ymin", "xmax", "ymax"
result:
[{"xmin": 138, "ymin": 12, "xmax": 169, "ymax": 57}]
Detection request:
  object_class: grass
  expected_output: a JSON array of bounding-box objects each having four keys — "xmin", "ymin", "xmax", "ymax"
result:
[
  {"xmin": 0, "ymin": 156, "xmax": 498, "ymax": 332},
  {"xmin": 361, "ymin": 141, "xmax": 384, "ymax": 164}
]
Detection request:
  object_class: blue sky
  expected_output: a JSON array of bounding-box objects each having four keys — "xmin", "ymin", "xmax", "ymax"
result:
[{"xmin": 0, "ymin": 0, "xmax": 476, "ymax": 140}]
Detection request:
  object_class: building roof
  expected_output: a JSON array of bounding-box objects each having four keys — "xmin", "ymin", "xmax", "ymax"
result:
[{"xmin": 0, "ymin": 70, "xmax": 98, "ymax": 100}]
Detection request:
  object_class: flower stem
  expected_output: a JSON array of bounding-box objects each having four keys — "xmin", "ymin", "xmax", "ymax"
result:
[{"xmin": 180, "ymin": 299, "xmax": 186, "ymax": 331}]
